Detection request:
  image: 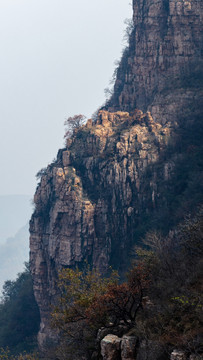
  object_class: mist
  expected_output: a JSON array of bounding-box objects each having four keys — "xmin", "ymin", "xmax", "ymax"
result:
[{"xmin": 0, "ymin": 0, "xmax": 132, "ymax": 196}]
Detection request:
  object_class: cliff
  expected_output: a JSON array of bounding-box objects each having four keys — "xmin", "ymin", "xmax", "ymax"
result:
[
  {"xmin": 30, "ymin": 0, "xmax": 203, "ymax": 351},
  {"xmin": 107, "ymin": 0, "xmax": 202, "ymax": 121}
]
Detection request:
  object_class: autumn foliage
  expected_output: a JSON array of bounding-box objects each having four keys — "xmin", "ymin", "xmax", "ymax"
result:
[
  {"xmin": 52, "ymin": 264, "xmax": 149, "ymax": 340},
  {"xmin": 85, "ymin": 265, "xmax": 149, "ymax": 328},
  {"xmin": 51, "ymin": 210, "xmax": 202, "ymax": 358}
]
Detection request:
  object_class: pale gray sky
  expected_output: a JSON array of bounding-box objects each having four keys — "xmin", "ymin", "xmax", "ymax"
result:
[{"xmin": 0, "ymin": 0, "xmax": 132, "ymax": 196}]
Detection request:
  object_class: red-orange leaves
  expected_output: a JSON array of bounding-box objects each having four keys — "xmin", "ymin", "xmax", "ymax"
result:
[
  {"xmin": 85, "ymin": 266, "xmax": 149, "ymax": 328},
  {"xmin": 52, "ymin": 264, "xmax": 149, "ymax": 334},
  {"xmin": 127, "ymin": 263, "xmax": 150, "ymax": 293}
]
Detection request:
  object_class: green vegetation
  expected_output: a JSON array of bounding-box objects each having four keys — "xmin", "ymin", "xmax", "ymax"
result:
[{"xmin": 0, "ymin": 264, "xmax": 40, "ymax": 357}]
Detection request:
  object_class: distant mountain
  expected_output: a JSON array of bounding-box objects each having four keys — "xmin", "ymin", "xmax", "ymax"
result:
[
  {"xmin": 0, "ymin": 195, "xmax": 32, "ymax": 243},
  {"xmin": 0, "ymin": 224, "xmax": 29, "ymax": 294}
]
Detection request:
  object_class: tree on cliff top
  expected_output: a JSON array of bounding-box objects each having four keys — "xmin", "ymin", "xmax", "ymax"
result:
[{"xmin": 64, "ymin": 114, "xmax": 86, "ymax": 141}]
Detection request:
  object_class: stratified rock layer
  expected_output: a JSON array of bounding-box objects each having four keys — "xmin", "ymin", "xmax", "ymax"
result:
[
  {"xmin": 108, "ymin": 0, "xmax": 203, "ymax": 121},
  {"xmin": 30, "ymin": 110, "xmax": 172, "ymax": 347},
  {"xmin": 30, "ymin": 0, "xmax": 203, "ymax": 350}
]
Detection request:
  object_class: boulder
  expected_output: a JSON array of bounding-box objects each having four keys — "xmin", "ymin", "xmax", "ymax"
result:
[
  {"xmin": 170, "ymin": 350, "xmax": 187, "ymax": 360},
  {"xmin": 121, "ymin": 335, "xmax": 138, "ymax": 360},
  {"xmin": 101, "ymin": 334, "xmax": 121, "ymax": 360}
]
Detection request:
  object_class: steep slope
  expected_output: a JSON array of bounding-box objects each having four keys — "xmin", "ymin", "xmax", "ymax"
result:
[
  {"xmin": 30, "ymin": 0, "xmax": 203, "ymax": 350},
  {"xmin": 107, "ymin": 0, "xmax": 202, "ymax": 121}
]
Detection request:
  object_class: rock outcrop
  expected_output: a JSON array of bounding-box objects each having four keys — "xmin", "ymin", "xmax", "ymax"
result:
[
  {"xmin": 101, "ymin": 335, "xmax": 121, "ymax": 360},
  {"xmin": 30, "ymin": 109, "xmax": 173, "ymax": 347},
  {"xmin": 30, "ymin": 0, "xmax": 203, "ymax": 351},
  {"xmin": 101, "ymin": 334, "xmax": 138, "ymax": 360},
  {"xmin": 171, "ymin": 350, "xmax": 187, "ymax": 360},
  {"xmin": 107, "ymin": 0, "xmax": 203, "ymax": 123},
  {"xmin": 100, "ymin": 338, "xmax": 201, "ymax": 360}
]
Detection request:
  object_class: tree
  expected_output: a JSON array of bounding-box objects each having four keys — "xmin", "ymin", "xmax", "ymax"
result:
[
  {"xmin": 52, "ymin": 266, "xmax": 118, "ymax": 330},
  {"xmin": 51, "ymin": 266, "xmax": 118, "ymax": 359},
  {"xmin": 133, "ymin": 208, "xmax": 203, "ymax": 353},
  {"xmin": 86, "ymin": 264, "xmax": 149, "ymax": 329},
  {"xmin": 64, "ymin": 114, "xmax": 86, "ymax": 140},
  {"xmin": 51, "ymin": 264, "xmax": 149, "ymax": 359},
  {"xmin": 123, "ymin": 18, "xmax": 134, "ymax": 44},
  {"xmin": 35, "ymin": 167, "xmax": 47, "ymax": 182},
  {"xmin": 0, "ymin": 264, "xmax": 40, "ymax": 355}
]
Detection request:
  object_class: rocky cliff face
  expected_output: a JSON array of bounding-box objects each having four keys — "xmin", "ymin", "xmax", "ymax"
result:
[
  {"xmin": 107, "ymin": 0, "xmax": 202, "ymax": 122},
  {"xmin": 30, "ymin": 0, "xmax": 203, "ymax": 350},
  {"xmin": 30, "ymin": 110, "xmax": 173, "ymax": 347}
]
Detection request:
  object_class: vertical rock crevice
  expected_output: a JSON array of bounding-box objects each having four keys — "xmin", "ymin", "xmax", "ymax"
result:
[{"xmin": 30, "ymin": 0, "xmax": 203, "ymax": 350}]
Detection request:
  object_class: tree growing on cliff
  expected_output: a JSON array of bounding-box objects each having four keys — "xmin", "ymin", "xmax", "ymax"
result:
[{"xmin": 64, "ymin": 114, "xmax": 86, "ymax": 141}]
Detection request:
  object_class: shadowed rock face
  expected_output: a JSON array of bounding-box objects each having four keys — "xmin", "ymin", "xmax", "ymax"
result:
[
  {"xmin": 30, "ymin": 0, "xmax": 203, "ymax": 350},
  {"xmin": 107, "ymin": 0, "xmax": 203, "ymax": 120}
]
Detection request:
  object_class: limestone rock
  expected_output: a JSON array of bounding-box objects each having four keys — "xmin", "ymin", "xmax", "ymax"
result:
[
  {"xmin": 170, "ymin": 350, "xmax": 187, "ymax": 360},
  {"xmin": 101, "ymin": 334, "xmax": 121, "ymax": 360},
  {"xmin": 121, "ymin": 335, "xmax": 138, "ymax": 360},
  {"xmin": 107, "ymin": 0, "xmax": 202, "ymax": 127},
  {"xmin": 30, "ymin": 110, "xmax": 172, "ymax": 348},
  {"xmin": 29, "ymin": 0, "xmax": 203, "ymax": 350}
]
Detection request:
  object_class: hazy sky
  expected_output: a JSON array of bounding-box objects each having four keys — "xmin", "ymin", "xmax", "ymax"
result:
[{"xmin": 0, "ymin": 0, "xmax": 132, "ymax": 196}]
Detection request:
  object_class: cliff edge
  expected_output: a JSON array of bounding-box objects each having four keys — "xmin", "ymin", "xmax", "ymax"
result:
[{"xmin": 30, "ymin": 0, "xmax": 203, "ymax": 350}]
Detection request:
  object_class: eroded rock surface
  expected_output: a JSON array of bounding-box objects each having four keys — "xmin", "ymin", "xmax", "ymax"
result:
[
  {"xmin": 30, "ymin": 110, "xmax": 172, "ymax": 347},
  {"xmin": 101, "ymin": 334, "xmax": 121, "ymax": 360},
  {"xmin": 101, "ymin": 334, "xmax": 138, "ymax": 360},
  {"xmin": 107, "ymin": 0, "xmax": 203, "ymax": 123},
  {"xmin": 121, "ymin": 335, "xmax": 138, "ymax": 360},
  {"xmin": 171, "ymin": 350, "xmax": 187, "ymax": 360},
  {"xmin": 30, "ymin": 0, "xmax": 203, "ymax": 351}
]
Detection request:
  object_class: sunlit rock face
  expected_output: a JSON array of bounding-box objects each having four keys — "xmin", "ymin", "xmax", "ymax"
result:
[
  {"xmin": 30, "ymin": 109, "xmax": 173, "ymax": 347},
  {"xmin": 30, "ymin": 0, "xmax": 203, "ymax": 350}
]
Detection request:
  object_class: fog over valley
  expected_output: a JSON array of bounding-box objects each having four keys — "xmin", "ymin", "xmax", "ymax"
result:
[{"xmin": 0, "ymin": 0, "xmax": 132, "ymax": 196}]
